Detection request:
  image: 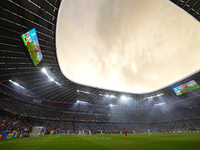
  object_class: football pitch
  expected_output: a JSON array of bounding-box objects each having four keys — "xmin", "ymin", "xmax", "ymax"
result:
[{"xmin": 0, "ymin": 133, "xmax": 200, "ymax": 150}]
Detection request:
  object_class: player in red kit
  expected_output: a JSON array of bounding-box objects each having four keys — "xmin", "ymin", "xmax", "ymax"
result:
[
  {"xmin": 163, "ymin": 129, "xmax": 166, "ymax": 133},
  {"xmin": 34, "ymin": 49, "xmax": 39, "ymax": 53},
  {"xmin": 166, "ymin": 128, "xmax": 169, "ymax": 134},
  {"xmin": 184, "ymin": 85, "xmax": 189, "ymax": 92},
  {"xmin": 124, "ymin": 128, "xmax": 127, "ymax": 137},
  {"xmin": 112, "ymin": 129, "xmax": 115, "ymax": 136}
]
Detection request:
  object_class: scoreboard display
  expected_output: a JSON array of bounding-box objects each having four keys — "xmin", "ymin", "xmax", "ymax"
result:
[
  {"xmin": 173, "ymin": 80, "xmax": 200, "ymax": 96},
  {"xmin": 21, "ymin": 28, "xmax": 43, "ymax": 66}
]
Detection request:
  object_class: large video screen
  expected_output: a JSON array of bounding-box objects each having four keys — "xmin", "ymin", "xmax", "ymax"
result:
[
  {"xmin": 21, "ymin": 28, "xmax": 43, "ymax": 66},
  {"xmin": 173, "ymin": 80, "xmax": 200, "ymax": 96}
]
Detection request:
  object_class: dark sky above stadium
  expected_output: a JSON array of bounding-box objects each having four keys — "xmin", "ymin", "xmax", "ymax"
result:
[{"xmin": 56, "ymin": 0, "xmax": 200, "ymax": 93}]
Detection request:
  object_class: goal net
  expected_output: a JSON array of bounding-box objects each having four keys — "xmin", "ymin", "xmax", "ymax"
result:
[{"xmin": 30, "ymin": 126, "xmax": 46, "ymax": 137}]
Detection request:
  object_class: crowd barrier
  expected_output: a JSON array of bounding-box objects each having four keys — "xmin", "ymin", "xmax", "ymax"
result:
[
  {"xmin": 0, "ymin": 133, "xmax": 28, "ymax": 140},
  {"xmin": 171, "ymin": 130, "xmax": 200, "ymax": 133}
]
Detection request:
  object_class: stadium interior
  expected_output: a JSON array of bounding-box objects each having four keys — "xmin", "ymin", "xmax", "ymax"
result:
[{"xmin": 0, "ymin": 0, "xmax": 200, "ymax": 150}]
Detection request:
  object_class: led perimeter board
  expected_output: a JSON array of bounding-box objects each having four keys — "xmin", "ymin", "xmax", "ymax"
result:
[
  {"xmin": 173, "ymin": 80, "xmax": 200, "ymax": 96},
  {"xmin": 21, "ymin": 28, "xmax": 43, "ymax": 66}
]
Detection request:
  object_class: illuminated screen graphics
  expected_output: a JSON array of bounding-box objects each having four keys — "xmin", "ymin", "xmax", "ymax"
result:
[
  {"xmin": 21, "ymin": 28, "xmax": 43, "ymax": 66},
  {"xmin": 173, "ymin": 80, "xmax": 200, "ymax": 96}
]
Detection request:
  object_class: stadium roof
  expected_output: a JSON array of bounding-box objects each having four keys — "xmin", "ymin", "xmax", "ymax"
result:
[
  {"xmin": 56, "ymin": 0, "xmax": 200, "ymax": 94},
  {"xmin": 1, "ymin": 0, "xmax": 200, "ymax": 108}
]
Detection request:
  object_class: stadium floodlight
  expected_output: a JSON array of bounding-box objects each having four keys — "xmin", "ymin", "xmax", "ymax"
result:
[
  {"xmin": 83, "ymin": 91, "xmax": 90, "ymax": 94},
  {"xmin": 109, "ymin": 104, "xmax": 118, "ymax": 107},
  {"xmin": 144, "ymin": 93, "xmax": 164, "ymax": 100},
  {"xmin": 77, "ymin": 100, "xmax": 88, "ymax": 104},
  {"xmin": 99, "ymin": 94, "xmax": 115, "ymax": 98},
  {"xmin": 55, "ymin": 82, "xmax": 61, "ymax": 86},
  {"xmin": 42, "ymin": 68, "xmax": 61, "ymax": 86},
  {"xmin": 156, "ymin": 93, "xmax": 164, "ymax": 97},
  {"xmin": 9, "ymin": 80, "xmax": 25, "ymax": 89},
  {"xmin": 121, "ymin": 95, "xmax": 126, "ymax": 99},
  {"xmin": 154, "ymin": 102, "xmax": 165, "ymax": 106},
  {"xmin": 77, "ymin": 90, "xmax": 90, "ymax": 94},
  {"xmin": 45, "ymin": 74, "xmax": 51, "ymax": 79},
  {"xmin": 13, "ymin": 82, "xmax": 19, "ymax": 86},
  {"xmin": 42, "ymin": 68, "xmax": 47, "ymax": 75},
  {"xmin": 110, "ymin": 95, "xmax": 116, "ymax": 98},
  {"xmin": 120, "ymin": 95, "xmax": 132, "ymax": 100}
]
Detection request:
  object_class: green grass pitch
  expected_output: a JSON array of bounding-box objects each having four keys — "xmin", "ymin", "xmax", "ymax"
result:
[{"xmin": 0, "ymin": 133, "xmax": 200, "ymax": 150}]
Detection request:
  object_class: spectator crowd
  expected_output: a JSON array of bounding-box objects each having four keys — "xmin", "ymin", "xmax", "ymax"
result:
[{"xmin": 1, "ymin": 96, "xmax": 200, "ymax": 134}]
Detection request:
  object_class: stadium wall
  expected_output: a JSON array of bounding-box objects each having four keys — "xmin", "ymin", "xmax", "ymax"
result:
[{"xmin": 0, "ymin": 133, "xmax": 29, "ymax": 140}]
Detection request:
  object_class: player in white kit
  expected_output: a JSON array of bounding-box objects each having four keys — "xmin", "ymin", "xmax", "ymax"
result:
[
  {"xmin": 78, "ymin": 130, "xmax": 81, "ymax": 135},
  {"xmin": 89, "ymin": 130, "xmax": 91, "ymax": 136},
  {"xmin": 147, "ymin": 129, "xmax": 151, "ymax": 136},
  {"xmin": 100, "ymin": 130, "xmax": 103, "ymax": 136},
  {"xmin": 82, "ymin": 130, "xmax": 84, "ymax": 135}
]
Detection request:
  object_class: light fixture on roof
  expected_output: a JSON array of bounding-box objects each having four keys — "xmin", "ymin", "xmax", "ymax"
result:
[
  {"xmin": 156, "ymin": 93, "xmax": 164, "ymax": 97},
  {"xmin": 77, "ymin": 100, "xmax": 88, "ymax": 104},
  {"xmin": 110, "ymin": 95, "xmax": 115, "ymax": 98},
  {"xmin": 109, "ymin": 104, "xmax": 118, "ymax": 107},
  {"xmin": 99, "ymin": 94, "xmax": 116, "ymax": 98},
  {"xmin": 154, "ymin": 102, "xmax": 165, "ymax": 106},
  {"xmin": 77, "ymin": 90, "xmax": 90, "ymax": 94},
  {"xmin": 9, "ymin": 80, "xmax": 25, "ymax": 89},
  {"xmin": 42, "ymin": 68, "xmax": 47, "ymax": 74},
  {"xmin": 121, "ymin": 95, "xmax": 126, "ymax": 100},
  {"xmin": 144, "ymin": 93, "xmax": 164, "ymax": 100},
  {"xmin": 13, "ymin": 82, "xmax": 19, "ymax": 86},
  {"xmin": 55, "ymin": 82, "xmax": 61, "ymax": 86},
  {"xmin": 42, "ymin": 68, "xmax": 61, "ymax": 86},
  {"xmin": 120, "ymin": 95, "xmax": 132, "ymax": 100}
]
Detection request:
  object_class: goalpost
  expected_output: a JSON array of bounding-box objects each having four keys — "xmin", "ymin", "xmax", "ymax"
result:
[{"xmin": 30, "ymin": 126, "xmax": 46, "ymax": 137}]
